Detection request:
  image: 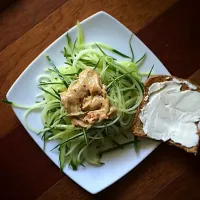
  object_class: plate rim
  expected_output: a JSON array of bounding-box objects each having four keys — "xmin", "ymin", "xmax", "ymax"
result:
[{"xmin": 6, "ymin": 11, "xmax": 167, "ymax": 194}]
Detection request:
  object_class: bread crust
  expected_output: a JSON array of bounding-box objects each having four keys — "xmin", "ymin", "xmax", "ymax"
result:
[{"xmin": 132, "ymin": 75, "xmax": 200, "ymax": 154}]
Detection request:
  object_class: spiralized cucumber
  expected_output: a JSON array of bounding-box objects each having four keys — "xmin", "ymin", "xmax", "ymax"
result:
[{"xmin": 2, "ymin": 22, "xmax": 153, "ymax": 171}]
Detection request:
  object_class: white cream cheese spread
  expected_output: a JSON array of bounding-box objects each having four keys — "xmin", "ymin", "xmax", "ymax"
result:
[{"xmin": 139, "ymin": 81, "xmax": 200, "ymax": 148}]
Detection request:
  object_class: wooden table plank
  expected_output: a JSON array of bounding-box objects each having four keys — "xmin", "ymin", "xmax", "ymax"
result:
[
  {"xmin": 1, "ymin": 0, "xmax": 199, "ymax": 199},
  {"xmin": 0, "ymin": 0, "xmax": 177, "ymax": 139},
  {"xmin": 188, "ymin": 70, "xmax": 200, "ymax": 85},
  {"xmin": 0, "ymin": 0, "xmax": 15, "ymax": 12},
  {"xmin": 151, "ymin": 158, "xmax": 200, "ymax": 200},
  {"xmin": 151, "ymin": 171, "xmax": 200, "ymax": 200},
  {"xmin": 137, "ymin": 0, "xmax": 200, "ymax": 79},
  {"xmin": 36, "ymin": 177, "xmax": 92, "ymax": 200},
  {"xmin": 0, "ymin": 0, "xmax": 68, "ymax": 51},
  {"xmin": 0, "ymin": 126, "xmax": 63, "ymax": 200}
]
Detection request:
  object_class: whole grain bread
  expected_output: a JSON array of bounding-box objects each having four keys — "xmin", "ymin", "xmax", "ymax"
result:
[{"xmin": 132, "ymin": 75, "xmax": 200, "ymax": 154}]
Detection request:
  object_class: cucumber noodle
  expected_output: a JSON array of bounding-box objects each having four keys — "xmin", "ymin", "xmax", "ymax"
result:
[{"xmin": 4, "ymin": 22, "xmax": 149, "ymax": 171}]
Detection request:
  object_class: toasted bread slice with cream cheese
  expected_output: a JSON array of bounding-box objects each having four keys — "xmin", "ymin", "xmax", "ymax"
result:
[{"xmin": 132, "ymin": 75, "xmax": 200, "ymax": 154}]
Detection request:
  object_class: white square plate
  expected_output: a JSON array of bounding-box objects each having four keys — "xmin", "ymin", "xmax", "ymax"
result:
[{"xmin": 7, "ymin": 11, "xmax": 170, "ymax": 194}]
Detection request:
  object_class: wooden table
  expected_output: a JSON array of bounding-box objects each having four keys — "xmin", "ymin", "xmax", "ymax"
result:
[{"xmin": 0, "ymin": 0, "xmax": 200, "ymax": 199}]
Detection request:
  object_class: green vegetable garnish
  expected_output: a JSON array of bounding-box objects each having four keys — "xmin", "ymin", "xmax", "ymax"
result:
[
  {"xmin": 1, "ymin": 99, "xmax": 13, "ymax": 105},
  {"xmin": 38, "ymin": 86, "xmax": 60, "ymax": 100},
  {"xmin": 147, "ymin": 64, "xmax": 154, "ymax": 79},
  {"xmin": 95, "ymin": 43, "xmax": 107, "ymax": 56},
  {"xmin": 97, "ymin": 140, "xmax": 136, "ymax": 157},
  {"xmin": 136, "ymin": 53, "xmax": 146, "ymax": 65},
  {"xmin": 83, "ymin": 129, "xmax": 89, "ymax": 146},
  {"xmin": 2, "ymin": 23, "xmax": 151, "ymax": 170},
  {"xmin": 129, "ymin": 34, "xmax": 134, "ymax": 62},
  {"xmin": 46, "ymin": 55, "xmax": 68, "ymax": 88}
]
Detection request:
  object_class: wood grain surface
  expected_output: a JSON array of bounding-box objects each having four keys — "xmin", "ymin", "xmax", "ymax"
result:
[
  {"xmin": 0, "ymin": 0, "xmax": 200, "ymax": 199},
  {"xmin": 0, "ymin": 0, "xmax": 68, "ymax": 51},
  {"xmin": 0, "ymin": 0, "xmax": 16, "ymax": 12},
  {"xmin": 137, "ymin": 0, "xmax": 200, "ymax": 79}
]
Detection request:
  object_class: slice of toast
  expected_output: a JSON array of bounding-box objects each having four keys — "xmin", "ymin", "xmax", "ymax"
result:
[{"xmin": 132, "ymin": 75, "xmax": 200, "ymax": 154}]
